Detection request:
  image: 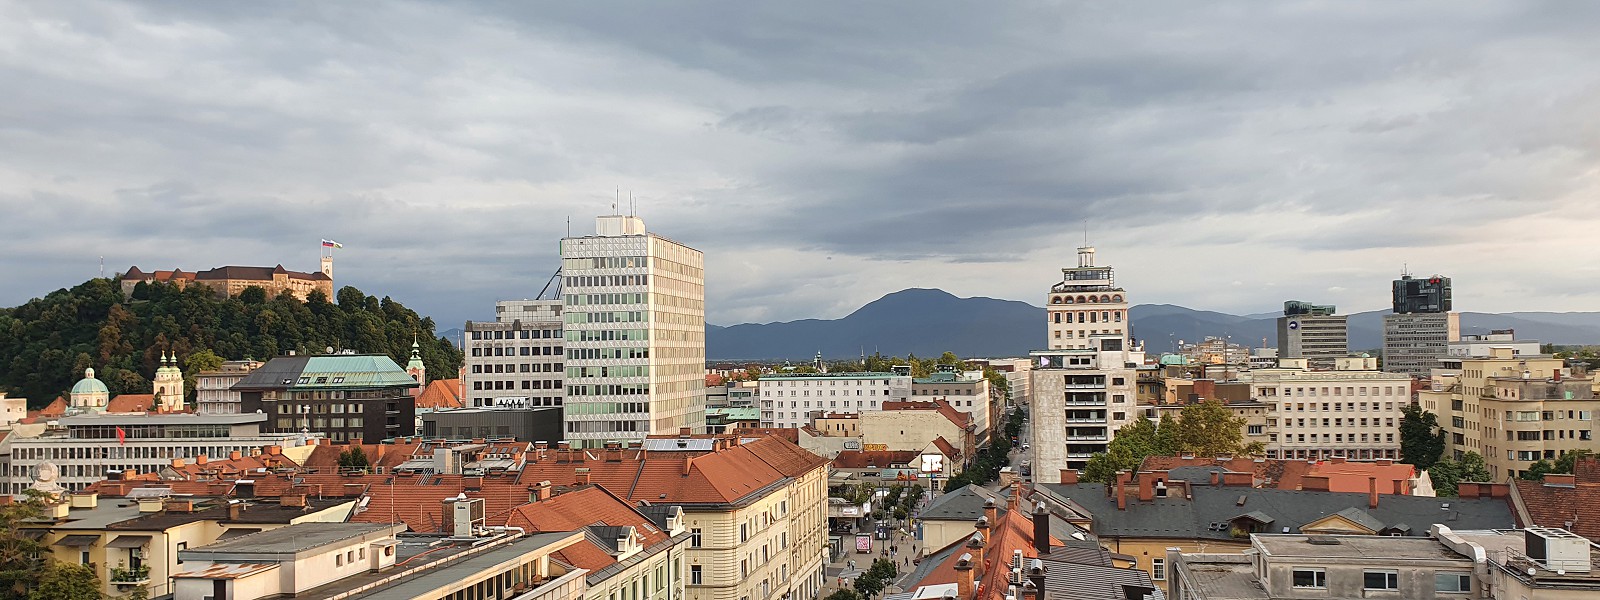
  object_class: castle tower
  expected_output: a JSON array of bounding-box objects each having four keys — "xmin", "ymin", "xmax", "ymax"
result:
[
  {"xmin": 321, "ymin": 255, "xmax": 333, "ymax": 279},
  {"xmin": 153, "ymin": 351, "xmax": 185, "ymax": 412},
  {"xmin": 69, "ymin": 367, "xmax": 109, "ymax": 413}
]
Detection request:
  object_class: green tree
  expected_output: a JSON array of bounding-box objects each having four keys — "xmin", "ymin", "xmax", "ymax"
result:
[
  {"xmin": 1398, "ymin": 403, "xmax": 1446, "ymax": 470},
  {"xmin": 1521, "ymin": 459, "xmax": 1556, "ymax": 481},
  {"xmin": 1082, "ymin": 418, "xmax": 1161, "ymax": 483},
  {"xmin": 237, "ymin": 286, "xmax": 268, "ymax": 305},
  {"xmin": 338, "ymin": 446, "xmax": 371, "ymax": 470},
  {"xmin": 1459, "ymin": 451, "xmax": 1492, "ymax": 483},
  {"xmin": 1429, "ymin": 456, "xmax": 1462, "ymax": 497},
  {"xmin": 29, "ymin": 562, "xmax": 103, "ymax": 600},
  {"xmin": 0, "ymin": 491, "xmax": 50, "ymax": 598},
  {"xmin": 1172, "ymin": 400, "xmax": 1262, "ymax": 457},
  {"xmin": 825, "ymin": 590, "xmax": 862, "ymax": 600},
  {"xmin": 1553, "ymin": 449, "xmax": 1594, "ymax": 474}
]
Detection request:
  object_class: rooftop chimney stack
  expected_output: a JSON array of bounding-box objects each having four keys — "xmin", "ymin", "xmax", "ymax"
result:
[
  {"xmin": 955, "ymin": 554, "xmax": 975, "ymax": 600},
  {"xmin": 1368, "ymin": 476, "xmax": 1379, "ymax": 509},
  {"xmin": 983, "ymin": 497, "xmax": 998, "ymax": 526},
  {"xmin": 1032, "ymin": 501, "xmax": 1051, "ymax": 555}
]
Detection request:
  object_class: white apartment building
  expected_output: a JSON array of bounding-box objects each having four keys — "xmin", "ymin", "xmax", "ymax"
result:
[
  {"xmin": 1029, "ymin": 336, "xmax": 1143, "ymax": 481},
  {"xmin": 1448, "ymin": 330, "xmax": 1540, "ymax": 359},
  {"xmin": 561, "ymin": 215, "xmax": 706, "ymax": 447},
  {"xmin": 1046, "ymin": 246, "xmax": 1129, "ymax": 350},
  {"xmin": 758, "ymin": 372, "xmax": 912, "ymax": 428},
  {"xmin": 1250, "ymin": 356, "xmax": 1412, "ymax": 460},
  {"xmin": 194, "ymin": 360, "xmax": 263, "ymax": 415},
  {"xmin": 464, "ymin": 300, "xmax": 565, "ymax": 408}
]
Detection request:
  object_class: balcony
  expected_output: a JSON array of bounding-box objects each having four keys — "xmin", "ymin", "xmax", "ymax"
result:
[
  {"xmin": 1066, "ymin": 452, "xmax": 1097, "ymax": 459},
  {"xmin": 111, "ymin": 565, "xmax": 150, "ymax": 587},
  {"xmin": 1065, "ymin": 435, "xmax": 1108, "ymax": 442},
  {"xmin": 1062, "ymin": 398, "xmax": 1108, "ymax": 406},
  {"xmin": 1063, "ymin": 384, "xmax": 1107, "ymax": 390},
  {"xmin": 1064, "ymin": 418, "xmax": 1107, "ymax": 424}
]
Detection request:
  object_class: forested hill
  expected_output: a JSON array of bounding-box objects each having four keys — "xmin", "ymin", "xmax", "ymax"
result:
[{"xmin": 0, "ymin": 278, "xmax": 463, "ymax": 407}]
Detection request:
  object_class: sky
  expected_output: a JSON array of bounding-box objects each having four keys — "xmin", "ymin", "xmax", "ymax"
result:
[{"xmin": 4, "ymin": 1, "xmax": 1600, "ymax": 331}]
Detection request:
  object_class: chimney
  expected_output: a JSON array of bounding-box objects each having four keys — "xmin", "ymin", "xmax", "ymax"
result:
[
  {"xmin": 229, "ymin": 450, "xmax": 243, "ymax": 461},
  {"xmin": 1115, "ymin": 471, "xmax": 1130, "ymax": 511},
  {"xmin": 1457, "ymin": 482, "xmax": 1480, "ymax": 498},
  {"xmin": 351, "ymin": 437, "xmax": 363, "ymax": 447},
  {"xmin": 1059, "ymin": 469, "xmax": 1078, "ymax": 484},
  {"xmin": 1032, "ymin": 501, "xmax": 1051, "ymax": 555},
  {"xmin": 1368, "ymin": 477, "xmax": 1379, "ymax": 509},
  {"xmin": 69, "ymin": 492, "xmax": 98, "ymax": 509},
  {"xmin": 575, "ymin": 467, "xmax": 591, "ymax": 486},
  {"xmin": 227, "ymin": 502, "xmax": 243, "ymax": 520},
  {"xmin": 171, "ymin": 458, "xmax": 186, "ymax": 469},
  {"xmin": 1138, "ymin": 474, "xmax": 1155, "ymax": 502},
  {"xmin": 955, "ymin": 554, "xmax": 975, "ymax": 600},
  {"xmin": 1027, "ymin": 559, "xmax": 1047, "ymax": 600},
  {"xmin": 983, "ymin": 497, "xmax": 998, "ymax": 525},
  {"xmin": 966, "ymin": 533, "xmax": 987, "ymax": 579},
  {"xmin": 1393, "ymin": 479, "xmax": 1406, "ymax": 495},
  {"xmin": 1211, "ymin": 470, "xmax": 1221, "ymax": 486},
  {"xmin": 196, "ymin": 455, "xmax": 208, "ymax": 466},
  {"xmin": 267, "ymin": 445, "xmax": 282, "ymax": 456},
  {"xmin": 532, "ymin": 480, "xmax": 553, "ymax": 501}
]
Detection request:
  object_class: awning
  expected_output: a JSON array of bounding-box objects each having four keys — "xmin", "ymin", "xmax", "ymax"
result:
[
  {"xmin": 216, "ymin": 528, "xmax": 260, "ymax": 540},
  {"xmin": 52, "ymin": 535, "xmax": 99, "ymax": 547},
  {"xmin": 107, "ymin": 535, "xmax": 151, "ymax": 548}
]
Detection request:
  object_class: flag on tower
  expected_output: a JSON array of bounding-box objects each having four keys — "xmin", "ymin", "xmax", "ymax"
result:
[{"xmin": 321, "ymin": 239, "xmax": 343, "ymax": 249}]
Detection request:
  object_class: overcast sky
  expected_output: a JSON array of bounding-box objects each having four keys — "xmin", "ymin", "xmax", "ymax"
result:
[{"xmin": 4, "ymin": 1, "xmax": 1599, "ymax": 330}]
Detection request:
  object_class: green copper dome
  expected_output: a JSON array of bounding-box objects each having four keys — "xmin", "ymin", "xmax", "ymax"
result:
[{"xmin": 71, "ymin": 367, "xmax": 109, "ymax": 395}]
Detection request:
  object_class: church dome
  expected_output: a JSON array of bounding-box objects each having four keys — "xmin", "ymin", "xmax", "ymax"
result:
[{"xmin": 71, "ymin": 367, "xmax": 109, "ymax": 396}]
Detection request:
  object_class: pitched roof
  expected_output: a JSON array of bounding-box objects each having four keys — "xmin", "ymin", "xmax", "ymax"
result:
[
  {"xmin": 881, "ymin": 399, "xmax": 974, "ymax": 430},
  {"xmin": 31, "ymin": 396, "xmax": 68, "ymax": 419},
  {"xmin": 516, "ymin": 434, "xmax": 825, "ymax": 507},
  {"xmin": 233, "ymin": 355, "xmax": 418, "ymax": 391},
  {"xmin": 107, "ymin": 394, "xmax": 156, "ymax": 413},
  {"xmin": 1513, "ymin": 458, "xmax": 1600, "ymax": 539},
  {"xmin": 931, "ymin": 437, "xmax": 962, "ymax": 462},
  {"xmin": 1039, "ymin": 482, "xmax": 1515, "ymax": 541},
  {"xmin": 415, "ymin": 379, "xmax": 464, "ymax": 409},
  {"xmin": 193, "ymin": 265, "xmax": 330, "ymax": 281},
  {"xmin": 907, "ymin": 501, "xmax": 1059, "ymax": 600},
  {"xmin": 1307, "ymin": 460, "xmax": 1416, "ymax": 494},
  {"xmin": 301, "ymin": 442, "xmax": 426, "ymax": 471},
  {"xmin": 503, "ymin": 486, "xmax": 669, "ymax": 576},
  {"xmin": 832, "ymin": 450, "xmax": 919, "ymax": 470},
  {"xmin": 1138, "ymin": 455, "xmax": 1310, "ymax": 489}
]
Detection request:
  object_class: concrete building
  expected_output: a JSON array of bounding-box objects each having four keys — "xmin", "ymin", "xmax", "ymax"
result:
[
  {"xmin": 561, "ymin": 214, "xmax": 706, "ymax": 446},
  {"xmin": 1418, "ymin": 348, "xmax": 1597, "ymax": 479},
  {"xmin": 1046, "ymin": 246, "xmax": 1130, "ymax": 350},
  {"xmin": 1029, "ymin": 336, "xmax": 1143, "ymax": 480},
  {"xmin": 974, "ymin": 357, "xmax": 1032, "ymax": 409},
  {"xmin": 912, "ymin": 368, "xmax": 993, "ymax": 440},
  {"xmin": 858, "ymin": 400, "xmax": 976, "ymax": 462},
  {"xmin": 421, "ymin": 406, "xmax": 563, "ymax": 442},
  {"xmin": 234, "ymin": 353, "xmax": 421, "ymax": 442},
  {"xmin": 757, "ymin": 372, "xmax": 912, "ymax": 428},
  {"xmin": 1382, "ymin": 274, "xmax": 1459, "ymax": 378},
  {"xmin": 1448, "ymin": 329, "xmax": 1540, "ymax": 359},
  {"xmin": 1277, "ymin": 301, "xmax": 1348, "ymax": 370},
  {"xmin": 194, "ymin": 360, "xmax": 263, "ymax": 415},
  {"xmin": 121, "ymin": 259, "xmax": 334, "ymax": 302},
  {"xmin": 464, "ymin": 299, "xmax": 565, "ymax": 409},
  {"xmin": 1249, "ymin": 356, "xmax": 1413, "ymax": 460},
  {"xmin": 1167, "ymin": 529, "xmax": 1487, "ymax": 599}
]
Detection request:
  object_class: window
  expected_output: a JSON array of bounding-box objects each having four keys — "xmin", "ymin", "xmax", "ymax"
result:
[
  {"xmin": 690, "ymin": 565, "xmax": 703, "ymax": 585},
  {"xmin": 690, "ymin": 528, "xmax": 702, "ymax": 547},
  {"xmin": 1248, "ymin": 425, "xmax": 1264, "ymax": 435},
  {"xmin": 1292, "ymin": 568, "xmax": 1327, "ymax": 588},
  {"xmin": 336, "ymin": 554, "xmax": 344, "ymax": 566},
  {"xmin": 1151, "ymin": 558, "xmax": 1166, "ymax": 581},
  {"xmin": 1363, "ymin": 570, "xmax": 1399, "ymax": 590},
  {"xmin": 1435, "ymin": 573, "xmax": 1471, "ymax": 593}
]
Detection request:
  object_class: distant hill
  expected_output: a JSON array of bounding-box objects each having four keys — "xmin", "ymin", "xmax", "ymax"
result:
[{"xmin": 708, "ymin": 289, "xmax": 1600, "ymax": 360}]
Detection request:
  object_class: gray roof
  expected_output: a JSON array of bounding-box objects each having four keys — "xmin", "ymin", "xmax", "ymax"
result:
[
  {"xmin": 920, "ymin": 484, "xmax": 1004, "ymax": 521},
  {"xmin": 1041, "ymin": 559, "xmax": 1161, "ymax": 600},
  {"xmin": 185, "ymin": 522, "xmax": 400, "ymax": 555},
  {"xmin": 1039, "ymin": 483, "xmax": 1515, "ymax": 540}
]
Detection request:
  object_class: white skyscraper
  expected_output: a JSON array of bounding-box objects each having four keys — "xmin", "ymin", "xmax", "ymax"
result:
[{"xmin": 561, "ymin": 214, "xmax": 706, "ymax": 447}]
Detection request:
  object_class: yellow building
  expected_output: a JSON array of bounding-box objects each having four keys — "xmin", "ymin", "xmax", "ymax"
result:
[
  {"xmin": 1418, "ymin": 347, "xmax": 1597, "ymax": 479},
  {"xmin": 121, "ymin": 260, "xmax": 334, "ymax": 301}
]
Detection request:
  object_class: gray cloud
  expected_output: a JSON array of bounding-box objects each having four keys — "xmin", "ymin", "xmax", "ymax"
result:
[{"xmin": 3, "ymin": 1, "xmax": 1600, "ymax": 331}]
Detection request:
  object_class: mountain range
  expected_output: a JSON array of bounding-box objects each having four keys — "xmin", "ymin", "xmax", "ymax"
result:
[{"xmin": 706, "ymin": 288, "xmax": 1600, "ymax": 361}]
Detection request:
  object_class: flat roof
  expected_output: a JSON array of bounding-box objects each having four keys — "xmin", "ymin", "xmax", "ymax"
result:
[
  {"xmin": 341, "ymin": 533, "xmax": 580, "ymax": 600},
  {"xmin": 184, "ymin": 522, "xmax": 399, "ymax": 555},
  {"xmin": 1177, "ymin": 554, "xmax": 1268, "ymax": 599},
  {"xmin": 59, "ymin": 412, "xmax": 266, "ymax": 426},
  {"xmin": 760, "ymin": 372, "xmax": 903, "ymax": 380},
  {"xmin": 1254, "ymin": 534, "xmax": 1466, "ymax": 561}
]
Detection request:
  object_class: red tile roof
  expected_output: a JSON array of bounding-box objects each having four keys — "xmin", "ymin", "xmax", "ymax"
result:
[
  {"xmin": 915, "ymin": 500, "xmax": 1057, "ymax": 600},
  {"xmin": 29, "ymin": 396, "xmax": 68, "ymax": 420},
  {"xmin": 107, "ymin": 394, "xmax": 155, "ymax": 413},
  {"xmin": 504, "ymin": 485, "xmax": 669, "ymax": 572},
  {"xmin": 517, "ymin": 434, "xmax": 825, "ymax": 506},
  {"xmin": 1136, "ymin": 455, "xmax": 1417, "ymax": 494},
  {"xmin": 414, "ymin": 379, "xmax": 464, "ymax": 410},
  {"xmin": 1515, "ymin": 457, "xmax": 1600, "ymax": 539},
  {"xmin": 931, "ymin": 437, "xmax": 962, "ymax": 462},
  {"xmin": 301, "ymin": 442, "xmax": 425, "ymax": 471},
  {"xmin": 832, "ymin": 450, "xmax": 919, "ymax": 470},
  {"xmin": 1306, "ymin": 460, "xmax": 1416, "ymax": 494},
  {"xmin": 881, "ymin": 399, "xmax": 973, "ymax": 430}
]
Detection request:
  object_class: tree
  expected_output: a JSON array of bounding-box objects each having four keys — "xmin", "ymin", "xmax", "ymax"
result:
[
  {"xmin": 1082, "ymin": 417, "xmax": 1162, "ymax": 483},
  {"xmin": 1553, "ymin": 449, "xmax": 1594, "ymax": 474},
  {"xmin": 825, "ymin": 590, "xmax": 862, "ymax": 600},
  {"xmin": 30, "ymin": 562, "xmax": 103, "ymax": 600},
  {"xmin": 1429, "ymin": 456, "xmax": 1462, "ymax": 497},
  {"xmin": 1398, "ymin": 403, "xmax": 1446, "ymax": 471},
  {"xmin": 0, "ymin": 491, "xmax": 49, "ymax": 598},
  {"xmin": 1459, "ymin": 451, "xmax": 1492, "ymax": 483},
  {"xmin": 338, "ymin": 446, "xmax": 371, "ymax": 470},
  {"xmin": 1521, "ymin": 459, "xmax": 1556, "ymax": 481},
  {"xmin": 237, "ymin": 286, "xmax": 267, "ymax": 305},
  {"xmin": 1172, "ymin": 400, "xmax": 1262, "ymax": 457}
]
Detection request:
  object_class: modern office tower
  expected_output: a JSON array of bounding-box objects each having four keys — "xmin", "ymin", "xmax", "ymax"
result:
[
  {"xmin": 1029, "ymin": 335, "xmax": 1142, "ymax": 481},
  {"xmin": 1277, "ymin": 301, "xmax": 1348, "ymax": 370},
  {"xmin": 463, "ymin": 300, "xmax": 565, "ymax": 408},
  {"xmin": 1382, "ymin": 275, "xmax": 1459, "ymax": 378},
  {"xmin": 1046, "ymin": 246, "xmax": 1130, "ymax": 350},
  {"xmin": 561, "ymin": 214, "xmax": 706, "ymax": 447}
]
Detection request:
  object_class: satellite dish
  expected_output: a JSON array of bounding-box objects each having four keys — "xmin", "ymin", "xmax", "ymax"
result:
[
  {"xmin": 326, "ymin": 346, "xmax": 335, "ymax": 354},
  {"xmin": 1528, "ymin": 567, "xmax": 1537, "ymax": 576}
]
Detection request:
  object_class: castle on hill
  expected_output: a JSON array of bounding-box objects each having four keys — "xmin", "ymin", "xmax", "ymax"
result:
[{"xmin": 120, "ymin": 255, "xmax": 333, "ymax": 301}]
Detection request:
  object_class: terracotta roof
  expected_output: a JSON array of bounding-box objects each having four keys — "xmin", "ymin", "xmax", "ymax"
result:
[
  {"xmin": 881, "ymin": 399, "xmax": 973, "ymax": 430},
  {"xmin": 517, "ymin": 435, "xmax": 824, "ymax": 506},
  {"xmin": 414, "ymin": 379, "xmax": 464, "ymax": 409},
  {"xmin": 30, "ymin": 396, "xmax": 68, "ymax": 419},
  {"xmin": 731, "ymin": 427, "xmax": 800, "ymax": 444},
  {"xmin": 301, "ymin": 442, "xmax": 425, "ymax": 471},
  {"xmin": 107, "ymin": 394, "xmax": 155, "ymax": 413},
  {"xmin": 1515, "ymin": 458, "xmax": 1600, "ymax": 539},
  {"xmin": 832, "ymin": 450, "xmax": 919, "ymax": 470},
  {"xmin": 504, "ymin": 486, "xmax": 668, "ymax": 572},
  {"xmin": 1138, "ymin": 455, "xmax": 1312, "ymax": 489},
  {"xmin": 705, "ymin": 374, "xmax": 725, "ymax": 387},
  {"xmin": 912, "ymin": 500, "xmax": 1058, "ymax": 600},
  {"xmin": 1306, "ymin": 460, "xmax": 1416, "ymax": 494},
  {"xmin": 931, "ymin": 437, "xmax": 962, "ymax": 462}
]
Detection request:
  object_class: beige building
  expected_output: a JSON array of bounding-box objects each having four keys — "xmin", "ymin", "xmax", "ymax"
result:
[
  {"xmin": 911, "ymin": 369, "xmax": 993, "ymax": 440},
  {"xmin": 1168, "ymin": 528, "xmax": 1489, "ymax": 599},
  {"xmin": 121, "ymin": 260, "xmax": 334, "ymax": 301},
  {"xmin": 858, "ymin": 400, "xmax": 975, "ymax": 460},
  {"xmin": 194, "ymin": 360, "xmax": 263, "ymax": 415},
  {"xmin": 1046, "ymin": 246, "xmax": 1130, "ymax": 350},
  {"xmin": 1250, "ymin": 356, "xmax": 1412, "ymax": 460},
  {"xmin": 1029, "ymin": 337, "xmax": 1143, "ymax": 480},
  {"xmin": 1418, "ymin": 347, "xmax": 1596, "ymax": 479}
]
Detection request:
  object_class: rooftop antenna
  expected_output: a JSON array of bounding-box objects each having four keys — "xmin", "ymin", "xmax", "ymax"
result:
[
  {"xmin": 566, "ymin": 216, "xmax": 571, "ymax": 237},
  {"xmin": 99, "ymin": 256, "xmax": 104, "ymax": 279}
]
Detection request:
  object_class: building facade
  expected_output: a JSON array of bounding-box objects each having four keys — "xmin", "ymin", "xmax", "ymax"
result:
[
  {"xmin": 1277, "ymin": 301, "xmax": 1348, "ymax": 370},
  {"xmin": 1029, "ymin": 336, "xmax": 1142, "ymax": 481},
  {"xmin": 1250, "ymin": 356, "xmax": 1413, "ymax": 460},
  {"xmin": 194, "ymin": 360, "xmax": 263, "ymax": 415},
  {"xmin": 757, "ymin": 372, "xmax": 913, "ymax": 428},
  {"xmin": 561, "ymin": 215, "xmax": 706, "ymax": 447},
  {"xmin": 234, "ymin": 354, "xmax": 420, "ymax": 442},
  {"xmin": 911, "ymin": 369, "xmax": 992, "ymax": 440},
  {"xmin": 1382, "ymin": 274, "xmax": 1459, "ymax": 378},
  {"xmin": 121, "ymin": 261, "xmax": 334, "ymax": 301},
  {"xmin": 1418, "ymin": 348, "xmax": 1597, "ymax": 479},
  {"xmin": 464, "ymin": 299, "xmax": 565, "ymax": 409},
  {"xmin": 1046, "ymin": 246, "xmax": 1130, "ymax": 350}
]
